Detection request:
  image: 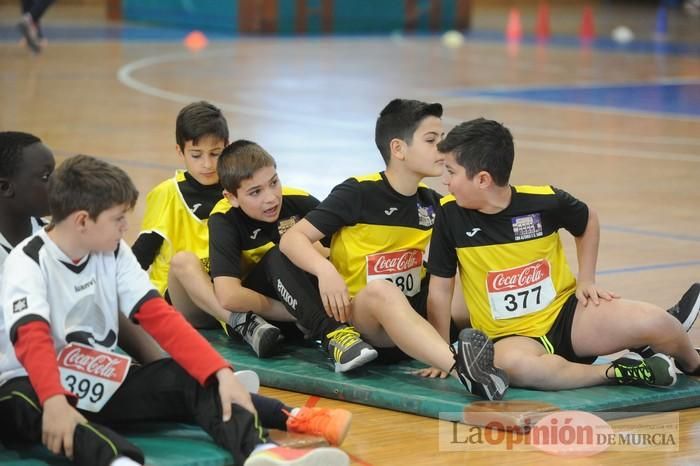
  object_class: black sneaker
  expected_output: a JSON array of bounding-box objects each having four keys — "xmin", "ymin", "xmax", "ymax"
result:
[
  {"xmin": 326, "ymin": 326, "xmax": 378, "ymax": 373},
  {"xmin": 452, "ymin": 329, "xmax": 509, "ymax": 401},
  {"xmin": 606, "ymin": 353, "xmax": 677, "ymax": 388},
  {"xmin": 230, "ymin": 311, "xmax": 280, "ymax": 358},
  {"xmin": 637, "ymin": 283, "xmax": 700, "ymax": 358}
]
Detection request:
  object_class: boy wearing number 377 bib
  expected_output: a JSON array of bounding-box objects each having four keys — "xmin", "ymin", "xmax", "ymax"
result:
[
  {"xmin": 428, "ymin": 118, "xmax": 700, "ymax": 395},
  {"xmin": 0, "ymin": 155, "xmax": 348, "ymax": 466}
]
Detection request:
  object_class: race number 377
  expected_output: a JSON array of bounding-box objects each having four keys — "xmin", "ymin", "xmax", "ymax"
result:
[
  {"xmin": 57, "ymin": 343, "xmax": 131, "ymax": 413},
  {"xmin": 486, "ymin": 259, "xmax": 556, "ymax": 320}
]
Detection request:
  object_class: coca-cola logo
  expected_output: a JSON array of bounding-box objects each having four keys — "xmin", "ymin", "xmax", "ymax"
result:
[
  {"xmin": 488, "ymin": 260, "xmax": 550, "ymax": 292},
  {"xmin": 60, "ymin": 347, "xmax": 127, "ymax": 381},
  {"xmin": 369, "ymin": 250, "xmax": 422, "ymax": 274}
]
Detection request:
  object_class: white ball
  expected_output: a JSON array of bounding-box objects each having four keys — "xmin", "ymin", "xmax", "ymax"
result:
[
  {"xmin": 611, "ymin": 26, "xmax": 635, "ymax": 44},
  {"xmin": 441, "ymin": 30, "xmax": 464, "ymax": 49}
]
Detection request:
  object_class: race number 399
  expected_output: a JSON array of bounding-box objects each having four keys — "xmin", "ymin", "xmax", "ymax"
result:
[
  {"xmin": 57, "ymin": 343, "xmax": 131, "ymax": 413},
  {"xmin": 486, "ymin": 259, "xmax": 556, "ymax": 320}
]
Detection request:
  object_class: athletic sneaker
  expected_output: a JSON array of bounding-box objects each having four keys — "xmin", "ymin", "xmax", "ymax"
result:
[
  {"xmin": 452, "ymin": 328, "xmax": 509, "ymax": 401},
  {"xmin": 235, "ymin": 370, "xmax": 260, "ymax": 394},
  {"xmin": 17, "ymin": 14, "xmax": 40, "ymax": 54},
  {"xmin": 326, "ymin": 326, "xmax": 378, "ymax": 373},
  {"xmin": 244, "ymin": 446, "xmax": 349, "ymax": 466},
  {"xmin": 286, "ymin": 407, "xmax": 352, "ymax": 446},
  {"xmin": 606, "ymin": 353, "xmax": 677, "ymax": 388},
  {"xmin": 230, "ymin": 311, "xmax": 281, "ymax": 358},
  {"xmin": 637, "ymin": 283, "xmax": 700, "ymax": 358}
]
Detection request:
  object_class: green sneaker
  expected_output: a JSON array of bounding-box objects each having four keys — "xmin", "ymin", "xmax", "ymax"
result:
[{"xmin": 606, "ymin": 353, "xmax": 677, "ymax": 388}]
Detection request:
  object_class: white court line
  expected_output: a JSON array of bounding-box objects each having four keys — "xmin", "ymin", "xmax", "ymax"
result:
[{"xmin": 117, "ymin": 49, "xmax": 700, "ymax": 163}]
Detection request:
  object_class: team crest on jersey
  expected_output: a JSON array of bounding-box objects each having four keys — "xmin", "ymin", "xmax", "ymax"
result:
[
  {"xmin": 417, "ymin": 204, "xmax": 435, "ymax": 227},
  {"xmin": 13, "ymin": 297, "xmax": 28, "ymax": 314},
  {"xmin": 511, "ymin": 213, "xmax": 543, "ymax": 241},
  {"xmin": 278, "ymin": 216, "xmax": 299, "ymax": 236}
]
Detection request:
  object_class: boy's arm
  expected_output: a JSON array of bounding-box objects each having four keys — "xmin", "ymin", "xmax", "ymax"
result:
[
  {"xmin": 131, "ymin": 232, "xmax": 164, "ymax": 270},
  {"xmin": 427, "ymin": 275, "xmax": 455, "ymax": 343},
  {"xmin": 279, "ymin": 219, "xmax": 351, "ymax": 323},
  {"xmin": 117, "ymin": 312, "xmax": 165, "ymax": 364},
  {"xmin": 573, "ymin": 207, "xmax": 619, "ymax": 306}
]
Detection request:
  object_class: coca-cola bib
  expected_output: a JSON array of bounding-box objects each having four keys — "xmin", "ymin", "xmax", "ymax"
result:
[
  {"xmin": 485, "ymin": 259, "xmax": 556, "ymax": 320},
  {"xmin": 57, "ymin": 343, "xmax": 131, "ymax": 413},
  {"xmin": 366, "ymin": 249, "xmax": 422, "ymax": 297}
]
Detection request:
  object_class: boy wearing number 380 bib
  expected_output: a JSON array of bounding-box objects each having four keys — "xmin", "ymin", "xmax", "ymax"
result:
[{"xmin": 428, "ymin": 118, "xmax": 700, "ymax": 396}]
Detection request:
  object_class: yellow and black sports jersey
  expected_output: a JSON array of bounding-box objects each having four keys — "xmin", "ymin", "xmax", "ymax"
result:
[
  {"xmin": 428, "ymin": 185, "xmax": 589, "ymax": 339},
  {"xmin": 137, "ymin": 170, "xmax": 223, "ymax": 294},
  {"xmin": 304, "ymin": 172, "xmax": 442, "ymax": 298},
  {"xmin": 209, "ymin": 187, "xmax": 320, "ymax": 280}
]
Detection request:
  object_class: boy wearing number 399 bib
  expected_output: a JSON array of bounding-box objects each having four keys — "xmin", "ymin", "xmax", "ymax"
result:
[
  {"xmin": 279, "ymin": 99, "xmax": 510, "ymax": 401},
  {"xmin": 427, "ymin": 118, "xmax": 700, "ymax": 395},
  {"xmin": 0, "ymin": 155, "xmax": 349, "ymax": 466}
]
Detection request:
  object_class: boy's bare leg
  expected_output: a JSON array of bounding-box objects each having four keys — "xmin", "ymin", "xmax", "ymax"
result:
[
  {"xmin": 118, "ymin": 313, "xmax": 166, "ymax": 364},
  {"xmin": 168, "ymin": 251, "xmax": 229, "ymax": 327},
  {"xmin": 571, "ymin": 298, "xmax": 700, "ymax": 373},
  {"xmin": 494, "ymin": 337, "xmax": 608, "ymax": 389},
  {"xmin": 351, "ymin": 280, "xmax": 455, "ymax": 372}
]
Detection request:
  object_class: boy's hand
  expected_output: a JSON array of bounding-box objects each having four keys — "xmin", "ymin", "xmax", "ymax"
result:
[
  {"xmin": 317, "ymin": 263, "xmax": 352, "ymax": 323},
  {"xmin": 414, "ymin": 366, "xmax": 449, "ymax": 379},
  {"xmin": 42, "ymin": 395, "xmax": 86, "ymax": 459},
  {"xmin": 216, "ymin": 368, "xmax": 256, "ymax": 421},
  {"xmin": 576, "ymin": 281, "xmax": 620, "ymax": 306}
]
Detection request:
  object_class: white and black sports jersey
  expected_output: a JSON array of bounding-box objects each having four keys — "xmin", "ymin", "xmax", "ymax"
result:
[
  {"xmin": 0, "ymin": 217, "xmax": 44, "ymax": 268},
  {"xmin": 0, "ymin": 228, "xmax": 157, "ymax": 386}
]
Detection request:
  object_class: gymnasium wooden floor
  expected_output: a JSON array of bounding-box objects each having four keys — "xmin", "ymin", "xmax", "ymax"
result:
[{"xmin": 1, "ymin": 2, "xmax": 699, "ymax": 465}]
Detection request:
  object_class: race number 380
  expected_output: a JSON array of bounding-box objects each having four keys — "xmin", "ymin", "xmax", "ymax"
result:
[
  {"xmin": 57, "ymin": 343, "xmax": 131, "ymax": 413},
  {"xmin": 486, "ymin": 259, "xmax": 556, "ymax": 320}
]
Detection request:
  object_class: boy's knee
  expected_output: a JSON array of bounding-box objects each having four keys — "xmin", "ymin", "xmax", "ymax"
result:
[
  {"xmin": 361, "ymin": 279, "xmax": 405, "ymax": 306},
  {"xmin": 170, "ymin": 251, "xmax": 200, "ymax": 273}
]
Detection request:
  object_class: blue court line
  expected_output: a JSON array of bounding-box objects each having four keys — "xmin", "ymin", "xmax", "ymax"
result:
[
  {"xmin": 602, "ymin": 225, "xmax": 700, "ymax": 242},
  {"xmin": 445, "ymin": 82, "xmax": 700, "ymax": 117},
  {"xmin": 598, "ymin": 260, "xmax": 700, "ymax": 276}
]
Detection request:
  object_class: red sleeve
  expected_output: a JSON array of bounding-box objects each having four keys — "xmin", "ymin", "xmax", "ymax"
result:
[
  {"xmin": 14, "ymin": 321, "xmax": 75, "ymax": 405},
  {"xmin": 134, "ymin": 297, "xmax": 231, "ymax": 385}
]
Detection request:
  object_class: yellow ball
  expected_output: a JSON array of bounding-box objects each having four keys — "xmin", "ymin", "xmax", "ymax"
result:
[{"xmin": 441, "ymin": 30, "xmax": 464, "ymax": 49}]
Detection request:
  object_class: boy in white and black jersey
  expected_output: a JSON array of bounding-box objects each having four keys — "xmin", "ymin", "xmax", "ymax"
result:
[{"xmin": 0, "ymin": 154, "xmax": 349, "ymax": 466}]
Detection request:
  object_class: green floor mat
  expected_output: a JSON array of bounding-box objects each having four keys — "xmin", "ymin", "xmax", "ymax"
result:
[
  {"xmin": 0, "ymin": 423, "xmax": 232, "ymax": 466},
  {"xmin": 205, "ymin": 330, "xmax": 700, "ymax": 427}
]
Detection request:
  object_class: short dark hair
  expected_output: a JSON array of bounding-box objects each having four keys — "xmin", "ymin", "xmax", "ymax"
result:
[
  {"xmin": 217, "ymin": 140, "xmax": 276, "ymax": 193},
  {"xmin": 375, "ymin": 99, "xmax": 443, "ymax": 164},
  {"xmin": 0, "ymin": 131, "xmax": 41, "ymax": 178},
  {"xmin": 175, "ymin": 101, "xmax": 229, "ymax": 151},
  {"xmin": 438, "ymin": 118, "xmax": 514, "ymax": 186},
  {"xmin": 48, "ymin": 155, "xmax": 139, "ymax": 223}
]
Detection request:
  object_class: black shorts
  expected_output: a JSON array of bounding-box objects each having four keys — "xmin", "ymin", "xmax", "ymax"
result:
[{"xmin": 495, "ymin": 293, "xmax": 596, "ymax": 365}]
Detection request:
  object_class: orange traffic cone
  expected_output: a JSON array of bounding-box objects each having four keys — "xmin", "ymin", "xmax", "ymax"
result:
[
  {"xmin": 506, "ymin": 7, "xmax": 522, "ymax": 42},
  {"xmin": 579, "ymin": 5, "xmax": 595, "ymax": 42},
  {"xmin": 536, "ymin": 1, "xmax": 551, "ymax": 42}
]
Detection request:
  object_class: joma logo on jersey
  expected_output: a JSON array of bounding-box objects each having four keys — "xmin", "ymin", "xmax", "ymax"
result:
[{"xmin": 74, "ymin": 278, "xmax": 96, "ymax": 293}]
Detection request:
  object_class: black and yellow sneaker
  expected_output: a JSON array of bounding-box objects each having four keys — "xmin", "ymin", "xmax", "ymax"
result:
[
  {"xmin": 326, "ymin": 326, "xmax": 378, "ymax": 373},
  {"xmin": 606, "ymin": 353, "xmax": 677, "ymax": 388},
  {"xmin": 452, "ymin": 328, "xmax": 509, "ymax": 401}
]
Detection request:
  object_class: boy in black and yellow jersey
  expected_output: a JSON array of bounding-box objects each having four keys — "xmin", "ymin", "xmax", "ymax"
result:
[
  {"xmin": 428, "ymin": 118, "xmax": 700, "ymax": 395},
  {"xmin": 208, "ymin": 140, "xmax": 378, "ymax": 370},
  {"xmin": 132, "ymin": 101, "xmax": 233, "ymax": 331},
  {"xmin": 280, "ymin": 99, "xmax": 508, "ymax": 400}
]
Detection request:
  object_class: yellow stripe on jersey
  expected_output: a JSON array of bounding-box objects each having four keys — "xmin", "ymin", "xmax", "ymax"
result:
[
  {"xmin": 514, "ymin": 185, "xmax": 555, "ymax": 195},
  {"xmin": 241, "ymin": 242, "xmax": 275, "ymax": 279},
  {"xmin": 140, "ymin": 170, "xmax": 210, "ymax": 295},
  {"xmin": 353, "ymin": 173, "xmax": 383, "ymax": 183},
  {"xmin": 330, "ymin": 223, "xmax": 430, "ymax": 297},
  {"xmin": 211, "ymin": 197, "xmax": 232, "ymax": 216},
  {"xmin": 440, "ymin": 194, "xmax": 456, "ymax": 206},
  {"xmin": 456, "ymin": 232, "xmax": 577, "ymax": 339}
]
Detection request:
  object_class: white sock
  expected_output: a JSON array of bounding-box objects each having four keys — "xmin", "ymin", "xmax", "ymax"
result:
[
  {"xmin": 110, "ymin": 457, "xmax": 142, "ymax": 466},
  {"xmin": 251, "ymin": 443, "xmax": 277, "ymax": 454},
  {"xmin": 228, "ymin": 312, "xmax": 246, "ymax": 328},
  {"xmin": 291, "ymin": 407, "xmax": 301, "ymax": 416}
]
